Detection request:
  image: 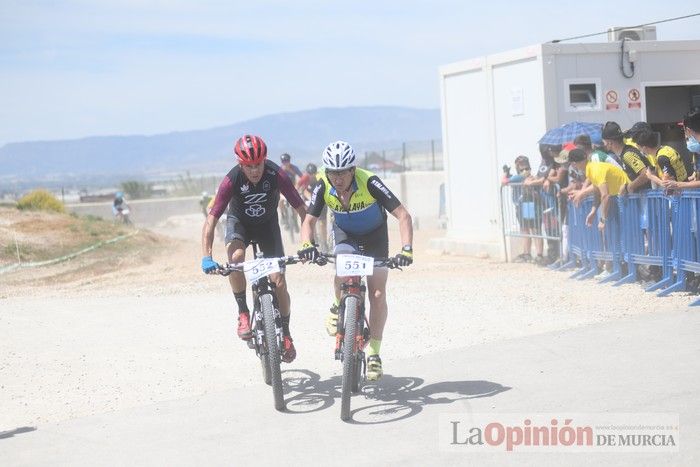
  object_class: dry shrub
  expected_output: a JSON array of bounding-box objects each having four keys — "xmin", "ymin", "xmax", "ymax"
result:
[{"xmin": 16, "ymin": 190, "xmax": 65, "ymax": 213}]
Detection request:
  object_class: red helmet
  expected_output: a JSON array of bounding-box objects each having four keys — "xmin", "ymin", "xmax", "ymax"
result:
[{"xmin": 234, "ymin": 135, "xmax": 267, "ymax": 165}]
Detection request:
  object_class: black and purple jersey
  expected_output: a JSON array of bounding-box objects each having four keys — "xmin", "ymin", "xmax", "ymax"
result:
[{"xmin": 209, "ymin": 160, "xmax": 304, "ymax": 225}]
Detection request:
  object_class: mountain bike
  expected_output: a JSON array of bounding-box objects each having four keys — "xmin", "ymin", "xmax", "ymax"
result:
[
  {"xmin": 313, "ymin": 253, "xmax": 400, "ymax": 421},
  {"xmin": 213, "ymin": 244, "xmax": 300, "ymax": 411},
  {"xmin": 114, "ymin": 207, "xmax": 132, "ymax": 225}
]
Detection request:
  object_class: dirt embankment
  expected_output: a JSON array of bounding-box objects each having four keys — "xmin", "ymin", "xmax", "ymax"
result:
[{"xmin": 0, "ymin": 207, "xmax": 176, "ymax": 294}]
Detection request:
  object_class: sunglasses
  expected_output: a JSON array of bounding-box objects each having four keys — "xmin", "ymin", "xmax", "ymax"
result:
[{"xmin": 326, "ymin": 168, "xmax": 353, "ymax": 176}]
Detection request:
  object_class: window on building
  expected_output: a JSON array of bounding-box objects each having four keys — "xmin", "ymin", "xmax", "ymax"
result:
[{"xmin": 565, "ymin": 80, "xmax": 601, "ymax": 112}]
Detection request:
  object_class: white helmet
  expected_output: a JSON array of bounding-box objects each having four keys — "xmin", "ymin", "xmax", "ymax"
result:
[{"xmin": 322, "ymin": 140, "xmax": 356, "ymax": 171}]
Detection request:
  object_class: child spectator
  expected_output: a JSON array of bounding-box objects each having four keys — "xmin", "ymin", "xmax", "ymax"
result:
[{"xmin": 502, "ymin": 155, "xmax": 544, "ymax": 263}]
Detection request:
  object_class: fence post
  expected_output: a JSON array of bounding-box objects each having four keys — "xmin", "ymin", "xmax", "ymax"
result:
[
  {"xmin": 14, "ymin": 232, "xmax": 21, "ymax": 264},
  {"xmin": 402, "ymin": 142, "xmax": 406, "ymax": 171}
]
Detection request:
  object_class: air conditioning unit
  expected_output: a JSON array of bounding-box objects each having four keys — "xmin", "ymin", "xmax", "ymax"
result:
[{"xmin": 607, "ymin": 26, "xmax": 657, "ymax": 42}]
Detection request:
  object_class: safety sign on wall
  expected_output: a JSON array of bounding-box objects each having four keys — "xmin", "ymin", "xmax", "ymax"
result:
[
  {"xmin": 627, "ymin": 88, "xmax": 642, "ymax": 109},
  {"xmin": 605, "ymin": 90, "xmax": 619, "ymax": 111}
]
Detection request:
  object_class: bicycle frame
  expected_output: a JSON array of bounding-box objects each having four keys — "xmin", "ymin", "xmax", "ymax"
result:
[
  {"xmin": 335, "ymin": 277, "xmax": 368, "ymax": 361},
  {"xmin": 213, "ymin": 244, "xmax": 299, "ymax": 411},
  {"xmin": 314, "ymin": 253, "xmax": 399, "ymax": 421}
]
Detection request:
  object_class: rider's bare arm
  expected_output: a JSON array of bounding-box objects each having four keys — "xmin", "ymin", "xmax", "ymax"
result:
[
  {"xmin": 300, "ymin": 213, "xmax": 319, "ymax": 245},
  {"xmin": 295, "ymin": 204, "xmax": 306, "ymax": 223},
  {"xmin": 201, "ymin": 214, "xmax": 219, "ymax": 257},
  {"xmin": 390, "ymin": 204, "xmax": 413, "ymax": 248}
]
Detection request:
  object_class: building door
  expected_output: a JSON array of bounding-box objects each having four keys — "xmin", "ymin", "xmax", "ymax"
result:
[{"xmin": 643, "ymin": 83, "xmax": 700, "ymax": 167}]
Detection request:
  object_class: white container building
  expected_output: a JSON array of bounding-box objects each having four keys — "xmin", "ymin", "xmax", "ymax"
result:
[{"xmin": 436, "ymin": 36, "xmax": 700, "ymax": 258}]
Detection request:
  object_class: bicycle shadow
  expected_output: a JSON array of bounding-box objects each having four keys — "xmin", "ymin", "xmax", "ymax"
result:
[
  {"xmin": 281, "ymin": 369, "xmax": 337, "ymax": 414},
  {"xmin": 281, "ymin": 369, "xmax": 510, "ymax": 424},
  {"xmin": 0, "ymin": 426, "xmax": 37, "ymax": 440},
  {"xmin": 351, "ymin": 376, "xmax": 511, "ymax": 425}
]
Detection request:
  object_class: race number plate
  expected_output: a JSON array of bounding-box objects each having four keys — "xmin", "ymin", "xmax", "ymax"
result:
[
  {"xmin": 244, "ymin": 259, "xmax": 280, "ymax": 282},
  {"xmin": 336, "ymin": 254, "xmax": 374, "ymax": 277}
]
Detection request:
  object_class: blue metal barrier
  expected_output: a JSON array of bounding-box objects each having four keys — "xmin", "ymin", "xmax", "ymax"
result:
[
  {"xmin": 565, "ymin": 196, "xmax": 622, "ymax": 282},
  {"xmin": 614, "ymin": 191, "xmax": 674, "ymax": 292},
  {"xmin": 590, "ymin": 195, "xmax": 622, "ymax": 283},
  {"xmin": 499, "ymin": 183, "xmax": 562, "ymax": 262},
  {"xmin": 657, "ymin": 192, "xmax": 700, "ymax": 304},
  {"xmin": 561, "ymin": 199, "xmax": 584, "ymax": 272},
  {"xmin": 509, "ymin": 186, "xmax": 700, "ymax": 305}
]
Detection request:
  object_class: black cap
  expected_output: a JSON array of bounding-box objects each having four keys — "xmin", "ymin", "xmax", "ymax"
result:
[
  {"xmin": 625, "ymin": 121, "xmax": 652, "ymax": 138},
  {"xmin": 568, "ymin": 148, "xmax": 586, "ymax": 163},
  {"xmin": 602, "ymin": 121, "xmax": 623, "ymax": 140}
]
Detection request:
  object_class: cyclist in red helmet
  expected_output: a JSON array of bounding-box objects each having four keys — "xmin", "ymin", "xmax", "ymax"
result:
[{"xmin": 201, "ymin": 134, "xmax": 306, "ymax": 363}]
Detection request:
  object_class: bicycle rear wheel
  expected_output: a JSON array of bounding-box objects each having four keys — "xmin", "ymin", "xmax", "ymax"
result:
[
  {"xmin": 340, "ymin": 296, "xmax": 359, "ymax": 421},
  {"xmin": 261, "ymin": 293, "xmax": 284, "ymax": 411}
]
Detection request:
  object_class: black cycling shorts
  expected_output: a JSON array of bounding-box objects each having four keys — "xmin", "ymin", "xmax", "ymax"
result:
[
  {"xmin": 332, "ymin": 221, "xmax": 389, "ymax": 259},
  {"xmin": 225, "ymin": 214, "xmax": 285, "ymax": 258}
]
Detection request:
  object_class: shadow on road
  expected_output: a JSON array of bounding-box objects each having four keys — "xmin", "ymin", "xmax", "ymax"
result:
[
  {"xmin": 281, "ymin": 369, "xmax": 510, "ymax": 423},
  {"xmin": 0, "ymin": 426, "xmax": 37, "ymax": 440}
]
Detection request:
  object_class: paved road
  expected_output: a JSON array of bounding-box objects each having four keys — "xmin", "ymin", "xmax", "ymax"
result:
[{"xmin": 3, "ymin": 309, "xmax": 698, "ymax": 466}]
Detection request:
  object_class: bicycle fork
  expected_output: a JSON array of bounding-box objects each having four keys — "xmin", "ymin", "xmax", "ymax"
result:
[
  {"xmin": 335, "ymin": 282, "xmax": 370, "ymax": 362},
  {"xmin": 249, "ymin": 282, "xmax": 283, "ymax": 355}
]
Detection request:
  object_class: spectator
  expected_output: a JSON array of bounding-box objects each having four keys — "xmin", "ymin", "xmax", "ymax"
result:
[
  {"xmin": 633, "ymin": 129, "xmax": 689, "ymax": 187},
  {"xmin": 568, "ymin": 148, "xmax": 630, "ymax": 280},
  {"xmin": 601, "ymin": 121, "xmax": 652, "ymax": 194},
  {"xmin": 502, "ymin": 155, "xmax": 544, "ymax": 263},
  {"xmin": 661, "ymin": 107, "xmax": 700, "ymax": 191},
  {"xmin": 524, "ymin": 144, "xmax": 561, "ymax": 265},
  {"xmin": 623, "ymin": 121, "xmax": 652, "ymax": 150},
  {"xmin": 574, "ymin": 133, "xmax": 622, "ymax": 169}
]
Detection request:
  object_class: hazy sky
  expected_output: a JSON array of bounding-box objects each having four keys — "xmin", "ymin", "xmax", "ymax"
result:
[{"xmin": 1, "ymin": 1, "xmax": 699, "ymax": 145}]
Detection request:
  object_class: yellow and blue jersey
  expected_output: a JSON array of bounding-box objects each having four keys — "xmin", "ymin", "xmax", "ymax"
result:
[{"xmin": 308, "ymin": 168, "xmax": 401, "ymax": 235}]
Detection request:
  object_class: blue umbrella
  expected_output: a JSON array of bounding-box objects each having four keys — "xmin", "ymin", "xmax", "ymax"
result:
[{"xmin": 538, "ymin": 122, "xmax": 603, "ymax": 145}]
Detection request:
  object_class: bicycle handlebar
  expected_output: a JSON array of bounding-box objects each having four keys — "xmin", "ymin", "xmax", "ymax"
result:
[
  {"xmin": 211, "ymin": 255, "xmax": 302, "ymax": 276},
  {"xmin": 312, "ymin": 253, "xmax": 402, "ymax": 270}
]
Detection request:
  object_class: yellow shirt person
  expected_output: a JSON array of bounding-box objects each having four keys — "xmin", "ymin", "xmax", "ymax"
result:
[{"xmin": 585, "ymin": 162, "xmax": 630, "ymax": 196}]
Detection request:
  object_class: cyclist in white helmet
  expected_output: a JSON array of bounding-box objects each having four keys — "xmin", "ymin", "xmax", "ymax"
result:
[{"xmin": 298, "ymin": 140, "xmax": 414, "ymax": 381}]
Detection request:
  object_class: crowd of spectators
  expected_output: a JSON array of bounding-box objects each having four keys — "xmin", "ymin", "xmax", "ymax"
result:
[{"xmin": 502, "ymin": 107, "xmax": 700, "ymax": 278}]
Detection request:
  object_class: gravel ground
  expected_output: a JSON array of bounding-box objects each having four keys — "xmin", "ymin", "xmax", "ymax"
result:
[{"xmin": 0, "ymin": 214, "xmax": 694, "ymax": 428}]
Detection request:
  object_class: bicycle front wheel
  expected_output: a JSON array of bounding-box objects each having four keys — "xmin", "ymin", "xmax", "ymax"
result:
[
  {"xmin": 261, "ymin": 293, "xmax": 284, "ymax": 411},
  {"xmin": 340, "ymin": 296, "xmax": 359, "ymax": 421},
  {"xmin": 260, "ymin": 350, "xmax": 271, "ymax": 386}
]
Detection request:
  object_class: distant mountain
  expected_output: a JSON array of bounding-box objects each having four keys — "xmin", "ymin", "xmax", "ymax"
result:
[{"xmin": 0, "ymin": 106, "xmax": 440, "ymax": 182}]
